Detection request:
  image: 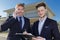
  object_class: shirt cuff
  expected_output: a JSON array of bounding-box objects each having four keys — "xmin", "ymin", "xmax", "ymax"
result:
[{"xmin": 44, "ymin": 38, "xmax": 46, "ymax": 40}]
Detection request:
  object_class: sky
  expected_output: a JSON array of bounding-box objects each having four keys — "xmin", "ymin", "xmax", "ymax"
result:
[{"xmin": 0, "ymin": 0, "xmax": 60, "ymax": 21}]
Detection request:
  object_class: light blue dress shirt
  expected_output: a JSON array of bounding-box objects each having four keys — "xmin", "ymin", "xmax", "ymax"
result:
[{"xmin": 17, "ymin": 16, "xmax": 24, "ymax": 29}]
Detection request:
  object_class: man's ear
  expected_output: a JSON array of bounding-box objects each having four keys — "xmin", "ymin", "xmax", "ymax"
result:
[{"xmin": 46, "ymin": 9, "xmax": 47, "ymax": 12}]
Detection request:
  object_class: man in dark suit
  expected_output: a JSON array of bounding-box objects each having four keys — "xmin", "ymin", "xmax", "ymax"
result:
[
  {"xmin": 0, "ymin": 3, "xmax": 31, "ymax": 40},
  {"xmin": 31, "ymin": 2, "xmax": 60, "ymax": 40}
]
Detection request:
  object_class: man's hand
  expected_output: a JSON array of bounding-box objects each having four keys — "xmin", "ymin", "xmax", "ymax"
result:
[
  {"xmin": 23, "ymin": 31, "xmax": 32, "ymax": 35},
  {"xmin": 32, "ymin": 37, "xmax": 37, "ymax": 40},
  {"xmin": 32, "ymin": 36, "xmax": 46, "ymax": 40},
  {"xmin": 36, "ymin": 36, "xmax": 45, "ymax": 40},
  {"xmin": 13, "ymin": 11, "xmax": 17, "ymax": 18},
  {"xmin": 13, "ymin": 10, "xmax": 20, "ymax": 18},
  {"xmin": 23, "ymin": 31, "xmax": 28, "ymax": 35}
]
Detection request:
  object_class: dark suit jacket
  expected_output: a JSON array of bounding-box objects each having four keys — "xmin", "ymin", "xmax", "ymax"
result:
[
  {"xmin": 31, "ymin": 18, "xmax": 60, "ymax": 40},
  {"xmin": 1, "ymin": 17, "xmax": 31, "ymax": 40}
]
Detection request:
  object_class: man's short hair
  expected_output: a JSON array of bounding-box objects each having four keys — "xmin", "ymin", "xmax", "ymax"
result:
[
  {"xmin": 36, "ymin": 2, "xmax": 46, "ymax": 9},
  {"xmin": 15, "ymin": 3, "xmax": 25, "ymax": 8}
]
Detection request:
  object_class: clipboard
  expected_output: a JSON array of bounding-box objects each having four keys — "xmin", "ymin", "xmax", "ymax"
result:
[{"xmin": 15, "ymin": 33, "xmax": 34, "ymax": 38}]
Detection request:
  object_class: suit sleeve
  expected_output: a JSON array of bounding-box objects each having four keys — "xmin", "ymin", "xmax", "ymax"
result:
[
  {"xmin": 1, "ymin": 18, "xmax": 15, "ymax": 31},
  {"xmin": 31, "ymin": 22, "xmax": 36, "ymax": 36},
  {"xmin": 52, "ymin": 21, "xmax": 60, "ymax": 40},
  {"xmin": 26, "ymin": 19, "xmax": 31, "ymax": 33}
]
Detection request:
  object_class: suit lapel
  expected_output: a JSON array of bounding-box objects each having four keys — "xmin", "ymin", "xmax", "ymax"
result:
[
  {"xmin": 22, "ymin": 17, "xmax": 25, "ymax": 30},
  {"xmin": 35, "ymin": 21, "xmax": 39, "ymax": 36},
  {"xmin": 40, "ymin": 18, "xmax": 49, "ymax": 36}
]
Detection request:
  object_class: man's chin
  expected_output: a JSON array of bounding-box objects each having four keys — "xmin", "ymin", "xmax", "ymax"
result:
[
  {"xmin": 40, "ymin": 16, "xmax": 43, "ymax": 18},
  {"xmin": 39, "ymin": 15, "xmax": 45, "ymax": 18}
]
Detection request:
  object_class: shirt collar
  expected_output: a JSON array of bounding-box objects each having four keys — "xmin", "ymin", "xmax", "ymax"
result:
[
  {"xmin": 17, "ymin": 16, "xmax": 24, "ymax": 18},
  {"xmin": 16, "ymin": 16, "xmax": 24, "ymax": 21},
  {"xmin": 39, "ymin": 16, "xmax": 47, "ymax": 22}
]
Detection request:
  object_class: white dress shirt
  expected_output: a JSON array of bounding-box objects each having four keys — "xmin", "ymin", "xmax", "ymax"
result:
[{"xmin": 38, "ymin": 16, "xmax": 47, "ymax": 40}]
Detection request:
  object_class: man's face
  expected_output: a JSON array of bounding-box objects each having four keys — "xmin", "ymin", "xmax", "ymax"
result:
[
  {"xmin": 37, "ymin": 6, "xmax": 47, "ymax": 18},
  {"xmin": 15, "ymin": 6, "xmax": 24, "ymax": 16}
]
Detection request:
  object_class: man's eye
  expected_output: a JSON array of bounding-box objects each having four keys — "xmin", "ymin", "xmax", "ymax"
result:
[
  {"xmin": 41, "ymin": 10, "xmax": 44, "ymax": 11},
  {"xmin": 18, "ymin": 9, "xmax": 20, "ymax": 10},
  {"xmin": 38, "ymin": 11, "xmax": 40, "ymax": 12},
  {"xmin": 18, "ymin": 9, "xmax": 23, "ymax": 10}
]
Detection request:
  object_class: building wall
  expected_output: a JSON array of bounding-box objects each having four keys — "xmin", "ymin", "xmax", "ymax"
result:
[{"xmin": 58, "ymin": 23, "xmax": 60, "ymax": 32}]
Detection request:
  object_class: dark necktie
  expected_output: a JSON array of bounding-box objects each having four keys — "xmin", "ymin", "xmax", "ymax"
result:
[{"xmin": 19, "ymin": 17, "xmax": 22, "ymax": 29}]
